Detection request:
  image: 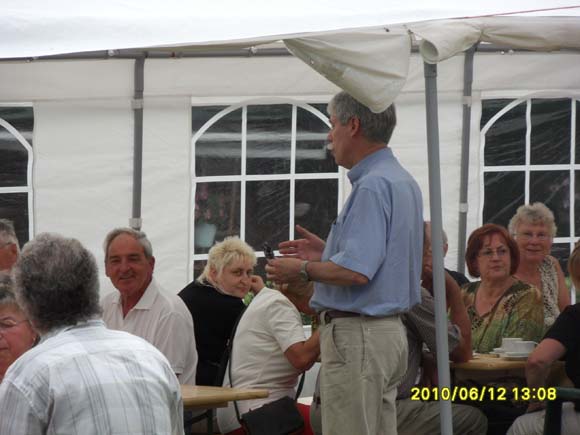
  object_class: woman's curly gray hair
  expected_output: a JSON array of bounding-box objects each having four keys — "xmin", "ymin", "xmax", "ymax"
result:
[
  {"xmin": 12, "ymin": 233, "xmax": 101, "ymax": 333},
  {"xmin": 508, "ymin": 202, "xmax": 557, "ymax": 238}
]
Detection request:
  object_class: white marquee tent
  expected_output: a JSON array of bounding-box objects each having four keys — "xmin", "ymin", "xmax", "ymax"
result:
[{"xmin": 1, "ymin": 1, "xmax": 580, "ymax": 432}]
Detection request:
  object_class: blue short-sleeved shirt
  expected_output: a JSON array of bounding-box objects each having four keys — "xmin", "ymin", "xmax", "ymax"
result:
[{"xmin": 310, "ymin": 147, "xmax": 423, "ymax": 316}]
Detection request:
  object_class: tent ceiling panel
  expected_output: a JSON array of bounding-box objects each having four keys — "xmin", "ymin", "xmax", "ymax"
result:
[
  {"xmin": 401, "ymin": 52, "xmax": 580, "ymax": 94},
  {"xmin": 285, "ymin": 29, "xmax": 410, "ymax": 112},
  {"xmin": 145, "ymin": 58, "xmax": 339, "ymax": 98},
  {"xmin": 411, "ymin": 16, "xmax": 580, "ymax": 63},
  {"xmin": 0, "ymin": 60, "xmax": 134, "ymax": 101},
  {"xmin": 3, "ymin": 1, "xmax": 579, "ymax": 60}
]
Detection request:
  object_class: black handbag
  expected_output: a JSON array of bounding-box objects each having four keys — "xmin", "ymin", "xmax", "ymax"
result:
[
  {"xmin": 227, "ymin": 307, "xmax": 306, "ymax": 435},
  {"xmin": 239, "ymin": 395, "xmax": 304, "ymax": 435}
]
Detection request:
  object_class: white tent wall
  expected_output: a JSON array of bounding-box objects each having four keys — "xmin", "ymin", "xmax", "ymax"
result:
[
  {"xmin": 33, "ymin": 99, "xmax": 134, "ymax": 295},
  {"xmin": 1, "ymin": 49, "xmax": 579, "ymax": 296}
]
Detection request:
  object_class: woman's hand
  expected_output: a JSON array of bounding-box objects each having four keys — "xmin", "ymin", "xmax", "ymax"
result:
[
  {"xmin": 278, "ymin": 225, "xmax": 325, "ymax": 261},
  {"xmin": 249, "ymin": 275, "xmax": 265, "ymax": 294}
]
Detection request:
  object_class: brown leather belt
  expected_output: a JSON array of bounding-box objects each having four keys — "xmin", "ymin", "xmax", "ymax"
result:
[{"xmin": 320, "ymin": 310, "xmax": 362, "ymax": 324}]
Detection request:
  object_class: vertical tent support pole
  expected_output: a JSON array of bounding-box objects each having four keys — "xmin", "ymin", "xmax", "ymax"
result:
[
  {"xmin": 130, "ymin": 55, "xmax": 145, "ymax": 230},
  {"xmin": 457, "ymin": 45, "xmax": 477, "ymax": 273},
  {"xmin": 424, "ymin": 61, "xmax": 453, "ymax": 435}
]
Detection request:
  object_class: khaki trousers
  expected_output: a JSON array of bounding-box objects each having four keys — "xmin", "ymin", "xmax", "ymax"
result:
[
  {"xmin": 396, "ymin": 398, "xmax": 487, "ymax": 435},
  {"xmin": 319, "ymin": 315, "xmax": 407, "ymax": 435}
]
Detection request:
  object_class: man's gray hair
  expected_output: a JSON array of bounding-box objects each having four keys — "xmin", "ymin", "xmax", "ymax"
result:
[
  {"xmin": 12, "ymin": 233, "xmax": 101, "ymax": 333},
  {"xmin": 103, "ymin": 227, "xmax": 153, "ymax": 261},
  {"xmin": 327, "ymin": 91, "xmax": 397, "ymax": 145},
  {"xmin": 508, "ymin": 202, "xmax": 557, "ymax": 238},
  {"xmin": 0, "ymin": 219, "xmax": 19, "ymax": 252}
]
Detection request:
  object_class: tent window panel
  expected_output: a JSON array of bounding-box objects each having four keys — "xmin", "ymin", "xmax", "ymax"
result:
[
  {"xmin": 194, "ymin": 181, "xmax": 241, "ymax": 254},
  {"xmin": 295, "ymin": 179, "xmax": 337, "ymax": 240},
  {"xmin": 192, "ymin": 260, "xmax": 207, "ymax": 282},
  {"xmin": 195, "ymin": 108, "xmax": 242, "ymax": 177},
  {"xmin": 529, "ymin": 170, "xmax": 570, "ymax": 237},
  {"xmin": 482, "ymin": 99, "xmax": 526, "ymax": 167},
  {"xmin": 245, "ymin": 180, "xmax": 290, "ymax": 250},
  {"xmin": 575, "ymin": 171, "xmax": 580, "ymax": 237},
  {"xmin": 0, "ymin": 192, "xmax": 28, "ymax": 247},
  {"xmin": 576, "ymin": 101, "xmax": 580, "ymax": 160},
  {"xmin": 192, "ymin": 105, "xmax": 226, "ymax": 133},
  {"xmin": 0, "ymin": 125, "xmax": 28, "ymax": 187},
  {"xmin": 0, "ymin": 107, "xmax": 33, "ymax": 137},
  {"xmin": 483, "ymin": 171, "xmax": 525, "ymax": 227},
  {"xmin": 246, "ymin": 105, "xmax": 291, "ymax": 175},
  {"xmin": 296, "ymin": 106, "xmax": 336, "ymax": 174},
  {"xmin": 530, "ymin": 99, "xmax": 571, "ymax": 165},
  {"xmin": 551, "ymin": 243, "xmax": 571, "ymax": 277}
]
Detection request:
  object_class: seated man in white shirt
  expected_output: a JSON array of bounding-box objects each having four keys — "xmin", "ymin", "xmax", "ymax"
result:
[
  {"xmin": 0, "ymin": 233, "xmax": 183, "ymax": 435},
  {"xmin": 101, "ymin": 227, "xmax": 197, "ymax": 385}
]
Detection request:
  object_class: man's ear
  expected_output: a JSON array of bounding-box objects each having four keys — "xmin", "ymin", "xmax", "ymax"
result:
[
  {"xmin": 349, "ymin": 116, "xmax": 361, "ymax": 137},
  {"xmin": 149, "ymin": 256, "xmax": 156, "ymax": 272}
]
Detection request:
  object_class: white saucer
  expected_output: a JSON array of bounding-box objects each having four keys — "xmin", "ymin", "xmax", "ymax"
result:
[{"xmin": 503, "ymin": 351, "xmax": 530, "ymax": 361}]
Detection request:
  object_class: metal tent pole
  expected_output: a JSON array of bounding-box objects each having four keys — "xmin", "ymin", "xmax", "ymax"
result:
[
  {"xmin": 457, "ymin": 45, "xmax": 477, "ymax": 273},
  {"xmin": 424, "ymin": 61, "xmax": 453, "ymax": 435},
  {"xmin": 130, "ymin": 55, "xmax": 145, "ymax": 230}
]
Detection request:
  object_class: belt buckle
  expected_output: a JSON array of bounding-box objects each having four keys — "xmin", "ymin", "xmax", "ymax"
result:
[{"xmin": 322, "ymin": 310, "xmax": 333, "ymax": 325}]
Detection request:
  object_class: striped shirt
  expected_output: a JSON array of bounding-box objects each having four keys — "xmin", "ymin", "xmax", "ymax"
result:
[{"xmin": 0, "ymin": 319, "xmax": 184, "ymax": 435}]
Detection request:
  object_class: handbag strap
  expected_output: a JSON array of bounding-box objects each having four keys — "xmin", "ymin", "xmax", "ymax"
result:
[
  {"xmin": 228, "ymin": 306, "xmax": 307, "ymax": 423},
  {"xmin": 227, "ymin": 307, "xmax": 247, "ymax": 423}
]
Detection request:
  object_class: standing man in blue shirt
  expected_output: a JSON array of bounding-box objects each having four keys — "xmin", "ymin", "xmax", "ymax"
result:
[{"xmin": 266, "ymin": 91, "xmax": 423, "ymax": 435}]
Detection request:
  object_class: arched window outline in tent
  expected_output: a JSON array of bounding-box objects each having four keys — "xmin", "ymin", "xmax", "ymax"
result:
[
  {"xmin": 0, "ymin": 109, "xmax": 34, "ymax": 245},
  {"xmin": 479, "ymin": 93, "xmax": 580, "ymax": 266},
  {"xmin": 188, "ymin": 98, "xmax": 343, "ymax": 281}
]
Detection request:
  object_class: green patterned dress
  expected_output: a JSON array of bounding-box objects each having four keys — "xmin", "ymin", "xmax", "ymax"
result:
[{"xmin": 462, "ymin": 280, "xmax": 545, "ymax": 353}]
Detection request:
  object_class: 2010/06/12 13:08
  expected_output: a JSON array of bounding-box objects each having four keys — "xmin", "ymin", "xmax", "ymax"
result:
[{"xmin": 410, "ymin": 386, "xmax": 557, "ymax": 402}]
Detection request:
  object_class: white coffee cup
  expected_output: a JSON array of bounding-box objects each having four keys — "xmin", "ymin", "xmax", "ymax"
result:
[
  {"xmin": 513, "ymin": 340, "xmax": 536, "ymax": 353},
  {"xmin": 501, "ymin": 337, "xmax": 523, "ymax": 351}
]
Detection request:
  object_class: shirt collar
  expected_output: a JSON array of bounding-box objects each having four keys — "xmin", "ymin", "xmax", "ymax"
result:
[
  {"xmin": 110, "ymin": 278, "xmax": 159, "ymax": 311},
  {"xmin": 40, "ymin": 318, "xmax": 104, "ymax": 344},
  {"xmin": 347, "ymin": 147, "xmax": 391, "ymax": 184}
]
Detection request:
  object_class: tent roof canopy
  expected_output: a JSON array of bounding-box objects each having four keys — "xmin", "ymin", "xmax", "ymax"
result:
[
  {"xmin": 3, "ymin": 1, "xmax": 580, "ymax": 59},
  {"xmin": 3, "ymin": 1, "xmax": 579, "ymax": 112}
]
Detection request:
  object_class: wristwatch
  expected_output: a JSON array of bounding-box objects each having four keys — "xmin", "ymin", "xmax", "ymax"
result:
[{"xmin": 299, "ymin": 260, "xmax": 311, "ymax": 282}]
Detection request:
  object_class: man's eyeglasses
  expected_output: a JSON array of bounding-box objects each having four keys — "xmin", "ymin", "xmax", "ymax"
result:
[
  {"xmin": 0, "ymin": 319, "xmax": 28, "ymax": 332},
  {"xmin": 514, "ymin": 232, "xmax": 550, "ymax": 241},
  {"xmin": 478, "ymin": 247, "xmax": 509, "ymax": 258}
]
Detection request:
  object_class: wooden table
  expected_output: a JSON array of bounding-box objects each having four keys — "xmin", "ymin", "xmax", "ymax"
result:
[
  {"xmin": 451, "ymin": 354, "xmax": 568, "ymax": 385},
  {"xmin": 451, "ymin": 354, "xmax": 526, "ymax": 383},
  {"xmin": 180, "ymin": 385, "xmax": 269, "ymax": 410},
  {"xmin": 451, "ymin": 354, "xmax": 526, "ymax": 371}
]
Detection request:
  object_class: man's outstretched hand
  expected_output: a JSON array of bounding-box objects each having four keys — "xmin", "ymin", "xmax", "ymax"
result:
[{"xmin": 278, "ymin": 225, "xmax": 325, "ymax": 261}]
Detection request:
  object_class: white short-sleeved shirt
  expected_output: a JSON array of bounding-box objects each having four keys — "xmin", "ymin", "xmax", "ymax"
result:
[
  {"xmin": 0, "ymin": 320, "xmax": 184, "ymax": 435},
  {"xmin": 101, "ymin": 277, "xmax": 197, "ymax": 385},
  {"xmin": 217, "ymin": 288, "xmax": 306, "ymax": 433}
]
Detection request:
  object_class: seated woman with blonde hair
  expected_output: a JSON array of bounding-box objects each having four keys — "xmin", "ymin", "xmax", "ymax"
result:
[
  {"xmin": 217, "ymin": 280, "xmax": 319, "ymax": 435},
  {"xmin": 178, "ymin": 237, "xmax": 263, "ymax": 386},
  {"xmin": 508, "ymin": 202, "xmax": 570, "ymax": 327},
  {"xmin": 462, "ymin": 224, "xmax": 545, "ymax": 353},
  {"xmin": 0, "ymin": 274, "xmax": 38, "ymax": 382}
]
